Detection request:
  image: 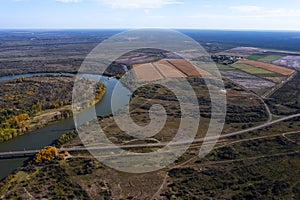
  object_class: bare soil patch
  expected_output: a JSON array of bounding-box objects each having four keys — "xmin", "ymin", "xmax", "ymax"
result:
[
  {"xmin": 273, "ymin": 56, "xmax": 300, "ymax": 71},
  {"xmin": 221, "ymin": 70, "xmax": 275, "ymax": 89},
  {"xmin": 166, "ymin": 59, "xmax": 211, "ymax": 77},
  {"xmin": 155, "ymin": 60, "xmax": 187, "ymax": 78},
  {"xmin": 133, "ymin": 63, "xmax": 163, "ymax": 82}
]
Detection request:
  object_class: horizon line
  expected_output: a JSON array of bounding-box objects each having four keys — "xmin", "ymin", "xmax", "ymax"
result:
[{"xmin": 0, "ymin": 28, "xmax": 300, "ymax": 32}]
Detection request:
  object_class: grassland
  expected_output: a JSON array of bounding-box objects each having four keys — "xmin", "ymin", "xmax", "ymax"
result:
[
  {"xmin": 258, "ymin": 55, "xmax": 282, "ymax": 62},
  {"xmin": 1, "ymin": 71, "xmax": 299, "ymax": 199},
  {"xmin": 217, "ymin": 64, "xmax": 235, "ymax": 70},
  {"xmin": 247, "ymin": 55, "xmax": 265, "ymax": 60},
  {"xmin": 1, "ymin": 110, "xmax": 298, "ymax": 199},
  {"xmin": 1, "ymin": 31, "xmax": 300, "ymax": 199},
  {"xmin": 247, "ymin": 55, "xmax": 282, "ymax": 62},
  {"xmin": 232, "ymin": 63, "xmax": 280, "ymax": 77},
  {"xmin": 163, "ymin": 116, "xmax": 300, "ymax": 200},
  {"xmin": 237, "ymin": 60, "xmax": 295, "ymax": 76},
  {"xmin": 266, "ymin": 72, "xmax": 300, "ymax": 115}
]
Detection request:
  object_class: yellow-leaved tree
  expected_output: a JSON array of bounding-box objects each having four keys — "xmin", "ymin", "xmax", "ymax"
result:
[{"xmin": 34, "ymin": 146, "xmax": 58, "ymax": 163}]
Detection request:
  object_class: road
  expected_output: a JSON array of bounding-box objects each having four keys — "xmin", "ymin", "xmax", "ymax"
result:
[
  {"xmin": 262, "ymin": 72, "xmax": 297, "ymax": 99},
  {"xmin": 1, "ymin": 113, "xmax": 299, "ymax": 158},
  {"xmin": 0, "ymin": 150, "xmax": 40, "ymax": 158}
]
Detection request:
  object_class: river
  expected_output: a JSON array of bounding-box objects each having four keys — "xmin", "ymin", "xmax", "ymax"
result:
[{"xmin": 0, "ymin": 73, "xmax": 132, "ymax": 180}]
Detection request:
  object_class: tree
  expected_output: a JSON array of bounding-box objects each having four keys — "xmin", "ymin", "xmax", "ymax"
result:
[{"xmin": 34, "ymin": 146, "xmax": 59, "ymax": 163}]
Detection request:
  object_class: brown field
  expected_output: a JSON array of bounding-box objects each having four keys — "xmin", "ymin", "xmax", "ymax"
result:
[
  {"xmin": 133, "ymin": 63, "xmax": 163, "ymax": 82},
  {"xmin": 265, "ymin": 77, "xmax": 286, "ymax": 83},
  {"xmin": 133, "ymin": 59, "xmax": 210, "ymax": 82},
  {"xmin": 237, "ymin": 60, "xmax": 295, "ymax": 76},
  {"xmin": 166, "ymin": 59, "xmax": 211, "ymax": 77},
  {"xmin": 154, "ymin": 62, "xmax": 187, "ymax": 78}
]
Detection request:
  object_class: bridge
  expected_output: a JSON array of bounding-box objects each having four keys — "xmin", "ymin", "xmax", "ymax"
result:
[
  {"xmin": 1, "ymin": 113, "xmax": 299, "ymax": 160},
  {"xmin": 0, "ymin": 148, "xmax": 90, "ymax": 159},
  {"xmin": 0, "ymin": 150, "xmax": 40, "ymax": 159}
]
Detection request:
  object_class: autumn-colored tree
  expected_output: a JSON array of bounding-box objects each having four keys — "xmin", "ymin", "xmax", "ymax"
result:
[{"xmin": 34, "ymin": 146, "xmax": 59, "ymax": 163}]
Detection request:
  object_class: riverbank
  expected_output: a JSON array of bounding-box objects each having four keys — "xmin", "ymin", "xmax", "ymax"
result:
[
  {"xmin": 0, "ymin": 76, "xmax": 106, "ymax": 143},
  {"xmin": 0, "ymin": 75, "xmax": 131, "ymax": 180}
]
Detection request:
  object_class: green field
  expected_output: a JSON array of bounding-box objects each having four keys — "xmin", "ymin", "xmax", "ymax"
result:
[
  {"xmin": 217, "ymin": 64, "xmax": 234, "ymax": 70},
  {"xmin": 232, "ymin": 63, "xmax": 281, "ymax": 77},
  {"xmin": 258, "ymin": 55, "xmax": 282, "ymax": 62},
  {"xmin": 247, "ymin": 55, "xmax": 264, "ymax": 60},
  {"xmin": 247, "ymin": 55, "xmax": 282, "ymax": 62}
]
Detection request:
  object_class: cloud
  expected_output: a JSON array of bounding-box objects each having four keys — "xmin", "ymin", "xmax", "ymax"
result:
[
  {"xmin": 189, "ymin": 7, "xmax": 300, "ymax": 21},
  {"xmin": 97, "ymin": 0, "xmax": 183, "ymax": 9},
  {"xmin": 56, "ymin": 0, "xmax": 81, "ymax": 3},
  {"xmin": 230, "ymin": 5, "xmax": 263, "ymax": 12},
  {"xmin": 264, "ymin": 9, "xmax": 300, "ymax": 17},
  {"xmin": 54, "ymin": 0, "xmax": 183, "ymax": 7}
]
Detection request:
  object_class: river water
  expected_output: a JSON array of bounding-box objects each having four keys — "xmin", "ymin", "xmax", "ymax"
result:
[{"xmin": 0, "ymin": 73, "xmax": 131, "ymax": 180}]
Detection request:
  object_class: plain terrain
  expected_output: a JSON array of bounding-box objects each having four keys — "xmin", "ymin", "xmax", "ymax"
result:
[{"xmin": 0, "ymin": 30, "xmax": 299, "ymax": 199}]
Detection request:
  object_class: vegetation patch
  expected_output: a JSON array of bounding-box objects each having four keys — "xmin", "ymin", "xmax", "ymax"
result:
[
  {"xmin": 237, "ymin": 60, "xmax": 295, "ymax": 75},
  {"xmin": 232, "ymin": 63, "xmax": 281, "ymax": 77},
  {"xmin": 258, "ymin": 55, "xmax": 282, "ymax": 62},
  {"xmin": 247, "ymin": 55, "xmax": 264, "ymax": 60},
  {"xmin": 267, "ymin": 72, "xmax": 300, "ymax": 115},
  {"xmin": 0, "ymin": 76, "xmax": 106, "ymax": 142},
  {"xmin": 217, "ymin": 64, "xmax": 235, "ymax": 70},
  {"xmin": 34, "ymin": 146, "xmax": 59, "ymax": 163}
]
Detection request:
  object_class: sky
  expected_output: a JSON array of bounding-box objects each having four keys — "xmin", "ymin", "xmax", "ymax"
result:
[{"xmin": 0, "ymin": 0, "xmax": 300, "ymax": 30}]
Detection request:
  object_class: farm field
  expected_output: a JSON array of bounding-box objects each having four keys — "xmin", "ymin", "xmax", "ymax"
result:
[
  {"xmin": 154, "ymin": 62, "xmax": 186, "ymax": 78},
  {"xmin": 133, "ymin": 59, "xmax": 210, "ymax": 82},
  {"xmin": 133, "ymin": 63, "xmax": 163, "ymax": 82},
  {"xmin": 247, "ymin": 55, "xmax": 265, "ymax": 60},
  {"xmin": 1, "ymin": 29, "xmax": 300, "ymax": 200},
  {"xmin": 221, "ymin": 70, "xmax": 275, "ymax": 89},
  {"xmin": 258, "ymin": 55, "xmax": 282, "ymax": 62},
  {"xmin": 231, "ymin": 63, "xmax": 280, "ymax": 77},
  {"xmin": 265, "ymin": 77, "xmax": 286, "ymax": 83},
  {"xmin": 236, "ymin": 60, "xmax": 295, "ymax": 76},
  {"xmin": 216, "ymin": 64, "xmax": 234, "ymax": 70},
  {"xmin": 247, "ymin": 55, "xmax": 282, "ymax": 62},
  {"xmin": 166, "ymin": 59, "xmax": 211, "ymax": 77},
  {"xmin": 273, "ymin": 56, "xmax": 300, "ymax": 70}
]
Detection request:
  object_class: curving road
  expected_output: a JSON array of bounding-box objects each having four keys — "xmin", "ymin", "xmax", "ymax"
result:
[{"xmin": 1, "ymin": 113, "xmax": 299, "ymax": 158}]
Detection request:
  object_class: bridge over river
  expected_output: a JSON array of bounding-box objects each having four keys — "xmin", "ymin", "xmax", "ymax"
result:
[
  {"xmin": 0, "ymin": 150, "xmax": 41, "ymax": 159},
  {"xmin": 1, "ymin": 112, "xmax": 300, "ymax": 160}
]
